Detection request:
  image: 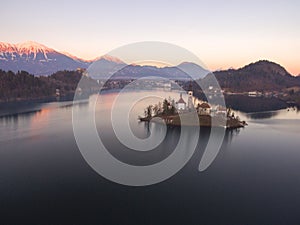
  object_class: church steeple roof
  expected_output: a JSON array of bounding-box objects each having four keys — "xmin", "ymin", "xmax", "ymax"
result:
[{"xmin": 177, "ymin": 93, "xmax": 186, "ymax": 104}]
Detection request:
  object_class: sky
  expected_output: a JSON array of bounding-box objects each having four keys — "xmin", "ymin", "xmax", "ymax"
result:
[{"xmin": 1, "ymin": 0, "xmax": 299, "ymax": 75}]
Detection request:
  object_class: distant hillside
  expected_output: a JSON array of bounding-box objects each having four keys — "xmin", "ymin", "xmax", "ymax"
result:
[
  {"xmin": 108, "ymin": 64, "xmax": 193, "ymax": 80},
  {"xmin": 0, "ymin": 70, "xmax": 98, "ymax": 102},
  {"xmin": 202, "ymin": 60, "xmax": 300, "ymax": 92},
  {"xmin": 88, "ymin": 61, "xmax": 209, "ymax": 80}
]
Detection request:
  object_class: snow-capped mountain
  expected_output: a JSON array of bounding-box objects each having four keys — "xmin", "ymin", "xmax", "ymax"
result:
[
  {"xmin": 15, "ymin": 41, "xmax": 53, "ymax": 59},
  {"xmin": 0, "ymin": 41, "xmax": 90, "ymax": 75},
  {"xmin": 0, "ymin": 41, "xmax": 210, "ymax": 79},
  {"xmin": 94, "ymin": 55, "xmax": 125, "ymax": 64}
]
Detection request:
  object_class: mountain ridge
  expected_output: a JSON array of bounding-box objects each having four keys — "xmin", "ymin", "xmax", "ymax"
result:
[
  {"xmin": 202, "ymin": 60, "xmax": 300, "ymax": 92},
  {"xmin": 0, "ymin": 41, "xmax": 298, "ymax": 83}
]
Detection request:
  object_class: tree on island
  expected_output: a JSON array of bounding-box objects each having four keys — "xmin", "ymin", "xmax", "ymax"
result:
[
  {"xmin": 159, "ymin": 98, "xmax": 176, "ymax": 116},
  {"xmin": 145, "ymin": 105, "xmax": 153, "ymax": 118},
  {"xmin": 162, "ymin": 99, "xmax": 169, "ymax": 114},
  {"xmin": 143, "ymin": 97, "xmax": 177, "ymax": 119},
  {"xmin": 153, "ymin": 104, "xmax": 159, "ymax": 116}
]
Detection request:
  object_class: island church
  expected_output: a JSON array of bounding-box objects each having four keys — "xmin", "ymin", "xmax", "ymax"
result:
[{"xmin": 175, "ymin": 84, "xmax": 213, "ymax": 115}]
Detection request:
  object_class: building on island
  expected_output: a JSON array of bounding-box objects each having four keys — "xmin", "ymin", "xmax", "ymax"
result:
[
  {"xmin": 175, "ymin": 86, "xmax": 227, "ymax": 117},
  {"xmin": 187, "ymin": 90, "xmax": 194, "ymax": 111},
  {"xmin": 197, "ymin": 102, "xmax": 211, "ymax": 115},
  {"xmin": 176, "ymin": 93, "xmax": 186, "ymax": 111},
  {"xmin": 187, "ymin": 82, "xmax": 194, "ymax": 110}
]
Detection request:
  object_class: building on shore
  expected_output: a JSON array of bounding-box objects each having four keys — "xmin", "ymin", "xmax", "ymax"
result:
[{"xmin": 55, "ymin": 89, "xmax": 60, "ymax": 97}]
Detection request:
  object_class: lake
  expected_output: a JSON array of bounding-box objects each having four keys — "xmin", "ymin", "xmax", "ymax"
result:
[{"xmin": 0, "ymin": 90, "xmax": 300, "ymax": 225}]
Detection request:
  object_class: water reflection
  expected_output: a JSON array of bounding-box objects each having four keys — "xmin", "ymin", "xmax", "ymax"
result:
[
  {"xmin": 97, "ymin": 118, "xmax": 240, "ymax": 169},
  {"xmin": 0, "ymin": 100, "xmax": 89, "ymax": 143},
  {"xmin": 223, "ymin": 128, "xmax": 241, "ymax": 144},
  {"xmin": 242, "ymin": 106, "xmax": 300, "ymax": 120},
  {"xmin": 1, "ymin": 92, "xmax": 300, "ymax": 224},
  {"xmin": 0, "ymin": 108, "xmax": 50, "ymax": 142},
  {"xmin": 0, "ymin": 92, "xmax": 244, "ymax": 163},
  {"xmin": 246, "ymin": 111, "xmax": 279, "ymax": 119},
  {"xmin": 0, "ymin": 109, "xmax": 41, "ymax": 125}
]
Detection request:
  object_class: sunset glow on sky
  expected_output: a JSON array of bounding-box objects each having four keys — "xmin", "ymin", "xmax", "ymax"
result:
[{"xmin": 1, "ymin": 0, "xmax": 299, "ymax": 75}]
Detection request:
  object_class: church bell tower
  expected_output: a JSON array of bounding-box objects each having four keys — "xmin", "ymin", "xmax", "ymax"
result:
[{"xmin": 187, "ymin": 82, "xmax": 193, "ymax": 110}]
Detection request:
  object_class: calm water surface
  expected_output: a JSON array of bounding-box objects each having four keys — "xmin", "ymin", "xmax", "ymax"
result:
[{"xmin": 0, "ymin": 91, "xmax": 300, "ymax": 225}]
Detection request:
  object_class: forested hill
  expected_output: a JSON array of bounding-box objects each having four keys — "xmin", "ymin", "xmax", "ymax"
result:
[
  {"xmin": 203, "ymin": 60, "xmax": 300, "ymax": 92},
  {"xmin": 0, "ymin": 70, "xmax": 98, "ymax": 102}
]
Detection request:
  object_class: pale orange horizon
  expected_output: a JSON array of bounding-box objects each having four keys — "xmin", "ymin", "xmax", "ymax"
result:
[
  {"xmin": 2, "ymin": 0, "xmax": 298, "ymax": 76},
  {"xmin": 57, "ymin": 43, "xmax": 299, "ymax": 76}
]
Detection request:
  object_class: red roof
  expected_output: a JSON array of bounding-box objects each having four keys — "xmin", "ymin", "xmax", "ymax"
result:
[
  {"xmin": 199, "ymin": 102, "xmax": 211, "ymax": 109},
  {"xmin": 177, "ymin": 97, "xmax": 186, "ymax": 104}
]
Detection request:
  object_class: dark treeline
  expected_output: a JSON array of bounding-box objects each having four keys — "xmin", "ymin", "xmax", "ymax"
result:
[
  {"xmin": 224, "ymin": 95, "xmax": 288, "ymax": 113},
  {"xmin": 0, "ymin": 70, "xmax": 99, "ymax": 102}
]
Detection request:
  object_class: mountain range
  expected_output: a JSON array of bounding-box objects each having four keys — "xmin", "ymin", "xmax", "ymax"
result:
[
  {"xmin": 0, "ymin": 41, "xmax": 209, "ymax": 79},
  {"xmin": 1, "ymin": 41, "xmax": 299, "ymax": 93},
  {"xmin": 87, "ymin": 60, "xmax": 209, "ymax": 80}
]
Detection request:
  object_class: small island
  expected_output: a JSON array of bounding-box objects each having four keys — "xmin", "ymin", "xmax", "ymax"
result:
[{"xmin": 139, "ymin": 88, "xmax": 247, "ymax": 129}]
